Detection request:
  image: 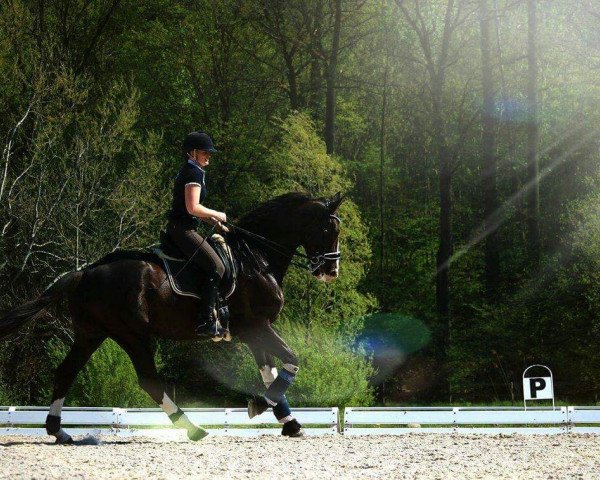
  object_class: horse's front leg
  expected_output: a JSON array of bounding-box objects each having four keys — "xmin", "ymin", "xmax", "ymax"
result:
[
  {"xmin": 115, "ymin": 336, "xmax": 208, "ymax": 441},
  {"xmin": 246, "ymin": 325, "xmax": 302, "ymax": 423},
  {"xmin": 247, "ymin": 341, "xmax": 304, "ymax": 437}
]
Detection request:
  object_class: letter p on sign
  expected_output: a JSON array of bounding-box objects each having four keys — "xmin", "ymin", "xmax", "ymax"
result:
[{"xmin": 523, "ymin": 376, "xmax": 553, "ymax": 400}]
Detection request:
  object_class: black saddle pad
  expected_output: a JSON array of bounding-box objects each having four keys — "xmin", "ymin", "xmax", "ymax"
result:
[{"xmin": 152, "ymin": 250, "xmax": 206, "ymax": 300}]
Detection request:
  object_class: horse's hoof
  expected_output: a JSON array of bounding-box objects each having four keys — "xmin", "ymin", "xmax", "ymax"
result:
[
  {"xmin": 281, "ymin": 419, "xmax": 304, "ymax": 437},
  {"xmin": 223, "ymin": 330, "xmax": 232, "ymax": 342},
  {"xmin": 248, "ymin": 397, "xmax": 269, "ymax": 419},
  {"xmin": 188, "ymin": 427, "xmax": 209, "ymax": 441},
  {"xmin": 211, "ymin": 335, "xmax": 223, "ymax": 342},
  {"xmin": 55, "ymin": 435, "xmax": 74, "ymax": 445}
]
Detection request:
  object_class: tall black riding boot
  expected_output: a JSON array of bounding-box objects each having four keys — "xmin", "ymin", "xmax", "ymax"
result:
[{"xmin": 195, "ymin": 272, "xmax": 224, "ymax": 338}]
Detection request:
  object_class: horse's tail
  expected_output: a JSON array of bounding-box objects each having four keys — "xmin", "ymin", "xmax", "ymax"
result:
[{"xmin": 0, "ymin": 270, "xmax": 84, "ymax": 340}]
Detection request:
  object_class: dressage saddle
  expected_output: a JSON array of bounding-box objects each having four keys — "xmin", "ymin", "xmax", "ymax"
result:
[{"xmin": 154, "ymin": 231, "xmax": 238, "ymax": 302}]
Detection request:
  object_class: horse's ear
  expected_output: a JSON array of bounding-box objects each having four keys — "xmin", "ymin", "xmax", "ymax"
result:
[{"xmin": 328, "ymin": 191, "xmax": 345, "ymax": 213}]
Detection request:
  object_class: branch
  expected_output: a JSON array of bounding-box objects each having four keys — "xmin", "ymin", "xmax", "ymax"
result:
[
  {"xmin": 1, "ymin": 102, "xmax": 34, "ymax": 202},
  {"xmin": 76, "ymin": 0, "xmax": 122, "ymax": 74}
]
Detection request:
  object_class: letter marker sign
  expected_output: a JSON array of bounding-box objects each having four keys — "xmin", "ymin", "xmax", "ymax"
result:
[{"xmin": 523, "ymin": 364, "xmax": 554, "ymax": 410}]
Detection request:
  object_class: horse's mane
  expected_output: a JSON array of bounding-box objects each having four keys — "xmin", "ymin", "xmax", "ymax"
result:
[
  {"xmin": 236, "ymin": 192, "xmax": 315, "ymax": 230},
  {"xmin": 227, "ymin": 192, "xmax": 317, "ymax": 277}
]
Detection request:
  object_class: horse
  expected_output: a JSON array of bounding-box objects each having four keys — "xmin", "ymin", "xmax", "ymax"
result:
[{"xmin": 0, "ymin": 191, "xmax": 344, "ymax": 443}]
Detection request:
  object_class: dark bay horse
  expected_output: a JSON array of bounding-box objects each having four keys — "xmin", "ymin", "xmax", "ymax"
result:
[{"xmin": 0, "ymin": 191, "xmax": 343, "ymax": 443}]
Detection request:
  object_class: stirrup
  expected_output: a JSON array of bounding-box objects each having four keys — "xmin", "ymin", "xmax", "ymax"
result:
[
  {"xmin": 216, "ymin": 298, "xmax": 231, "ymax": 342},
  {"xmin": 218, "ymin": 305, "xmax": 230, "ymax": 323},
  {"xmin": 195, "ymin": 317, "xmax": 225, "ymax": 340}
]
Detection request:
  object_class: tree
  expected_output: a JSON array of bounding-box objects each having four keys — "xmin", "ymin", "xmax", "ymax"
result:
[
  {"xmin": 324, "ymin": 0, "xmax": 342, "ymax": 154},
  {"xmin": 395, "ymin": 0, "xmax": 471, "ymax": 372},
  {"xmin": 526, "ymin": 0, "xmax": 540, "ymax": 264},
  {"xmin": 479, "ymin": 0, "xmax": 501, "ymax": 298}
]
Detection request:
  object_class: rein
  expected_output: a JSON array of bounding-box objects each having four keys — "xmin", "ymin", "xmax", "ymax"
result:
[{"xmin": 224, "ymin": 215, "xmax": 341, "ymax": 273}]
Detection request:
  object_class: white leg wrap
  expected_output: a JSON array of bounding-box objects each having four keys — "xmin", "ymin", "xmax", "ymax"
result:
[
  {"xmin": 278, "ymin": 415, "xmax": 294, "ymax": 424},
  {"xmin": 260, "ymin": 365, "xmax": 278, "ymax": 388},
  {"xmin": 159, "ymin": 393, "xmax": 178, "ymax": 416},
  {"xmin": 49, "ymin": 398, "xmax": 65, "ymax": 417}
]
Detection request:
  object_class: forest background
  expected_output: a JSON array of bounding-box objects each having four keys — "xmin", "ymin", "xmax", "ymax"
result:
[{"xmin": 1, "ymin": 0, "xmax": 600, "ymax": 408}]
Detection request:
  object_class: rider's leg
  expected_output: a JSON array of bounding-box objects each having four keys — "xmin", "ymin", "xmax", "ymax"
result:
[
  {"xmin": 195, "ymin": 269, "xmax": 222, "ymax": 336},
  {"xmin": 166, "ymin": 220, "xmax": 225, "ymax": 276},
  {"xmin": 193, "ymin": 242, "xmax": 225, "ymax": 336},
  {"xmin": 166, "ymin": 221, "xmax": 226, "ymax": 336}
]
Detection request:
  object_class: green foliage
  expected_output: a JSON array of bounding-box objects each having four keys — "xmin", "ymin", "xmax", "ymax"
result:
[
  {"xmin": 280, "ymin": 198, "xmax": 377, "ymax": 337},
  {"xmin": 261, "ymin": 112, "xmax": 352, "ymax": 197},
  {"xmin": 0, "ymin": 381, "xmax": 14, "ymax": 405},
  {"xmin": 252, "ymin": 112, "xmax": 378, "ymax": 335},
  {"xmin": 207, "ymin": 321, "xmax": 375, "ymax": 408},
  {"xmin": 108, "ymin": 129, "xmax": 171, "ymax": 249},
  {"xmin": 46, "ymin": 339, "xmax": 159, "ymax": 408}
]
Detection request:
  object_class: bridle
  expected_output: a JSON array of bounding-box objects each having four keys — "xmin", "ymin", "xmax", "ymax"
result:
[
  {"xmin": 307, "ymin": 214, "xmax": 341, "ymax": 273},
  {"xmin": 224, "ymin": 214, "xmax": 341, "ymax": 273}
]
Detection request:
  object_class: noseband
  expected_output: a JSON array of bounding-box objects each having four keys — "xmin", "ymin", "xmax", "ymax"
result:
[
  {"xmin": 225, "ymin": 214, "xmax": 342, "ymax": 273},
  {"xmin": 308, "ymin": 250, "xmax": 341, "ymax": 273},
  {"xmin": 307, "ymin": 214, "xmax": 341, "ymax": 273}
]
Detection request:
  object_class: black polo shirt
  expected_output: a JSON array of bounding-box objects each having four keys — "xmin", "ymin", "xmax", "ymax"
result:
[{"xmin": 167, "ymin": 159, "xmax": 207, "ymax": 227}]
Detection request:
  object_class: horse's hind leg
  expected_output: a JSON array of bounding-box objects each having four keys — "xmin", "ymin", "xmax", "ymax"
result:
[
  {"xmin": 116, "ymin": 336, "xmax": 208, "ymax": 441},
  {"xmin": 45, "ymin": 332, "xmax": 106, "ymax": 444}
]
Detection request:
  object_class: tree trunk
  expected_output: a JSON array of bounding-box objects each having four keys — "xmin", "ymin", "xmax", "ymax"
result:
[
  {"xmin": 526, "ymin": 0, "xmax": 540, "ymax": 265},
  {"xmin": 431, "ymin": 78, "xmax": 452, "ymax": 355},
  {"xmin": 434, "ymin": 0, "xmax": 456, "ymax": 361},
  {"xmin": 324, "ymin": 0, "xmax": 342, "ymax": 154},
  {"xmin": 308, "ymin": 1, "xmax": 324, "ymax": 112},
  {"xmin": 379, "ymin": 62, "xmax": 388, "ymax": 298},
  {"xmin": 435, "ymin": 127, "xmax": 452, "ymax": 323},
  {"xmin": 284, "ymin": 51, "xmax": 300, "ymax": 110},
  {"xmin": 480, "ymin": 0, "xmax": 500, "ymax": 298}
]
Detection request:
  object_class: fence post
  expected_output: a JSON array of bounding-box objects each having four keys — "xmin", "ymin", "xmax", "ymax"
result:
[
  {"xmin": 331, "ymin": 407, "xmax": 339, "ymax": 434},
  {"xmin": 344, "ymin": 407, "xmax": 352, "ymax": 435},
  {"xmin": 224, "ymin": 408, "xmax": 232, "ymax": 435},
  {"xmin": 112, "ymin": 408, "xmax": 127, "ymax": 436},
  {"xmin": 566, "ymin": 406, "xmax": 573, "ymax": 434},
  {"xmin": 7, "ymin": 406, "xmax": 16, "ymax": 428}
]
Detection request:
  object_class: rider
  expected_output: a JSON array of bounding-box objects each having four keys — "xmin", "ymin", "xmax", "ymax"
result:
[{"xmin": 166, "ymin": 131, "xmax": 228, "ymax": 338}]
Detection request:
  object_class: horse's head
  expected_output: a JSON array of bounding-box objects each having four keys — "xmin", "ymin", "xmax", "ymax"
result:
[{"xmin": 299, "ymin": 191, "xmax": 344, "ymax": 283}]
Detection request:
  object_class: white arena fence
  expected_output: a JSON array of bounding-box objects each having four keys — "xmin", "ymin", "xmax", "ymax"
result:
[
  {"xmin": 344, "ymin": 406, "xmax": 600, "ymax": 435},
  {"xmin": 2, "ymin": 406, "xmax": 600, "ymax": 437},
  {"xmin": 0, "ymin": 406, "xmax": 339, "ymax": 438}
]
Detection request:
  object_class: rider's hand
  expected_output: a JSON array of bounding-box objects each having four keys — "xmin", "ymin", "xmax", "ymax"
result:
[
  {"xmin": 215, "ymin": 211, "xmax": 227, "ymax": 223},
  {"xmin": 216, "ymin": 222, "xmax": 230, "ymax": 233}
]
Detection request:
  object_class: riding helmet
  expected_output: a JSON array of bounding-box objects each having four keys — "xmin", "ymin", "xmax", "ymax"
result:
[{"xmin": 183, "ymin": 131, "xmax": 217, "ymax": 153}]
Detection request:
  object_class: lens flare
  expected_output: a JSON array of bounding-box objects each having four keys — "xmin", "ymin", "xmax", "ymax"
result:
[{"xmin": 356, "ymin": 312, "xmax": 431, "ymax": 385}]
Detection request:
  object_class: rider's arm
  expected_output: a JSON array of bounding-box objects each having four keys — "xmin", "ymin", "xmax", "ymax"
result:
[{"xmin": 184, "ymin": 184, "xmax": 224, "ymax": 221}]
